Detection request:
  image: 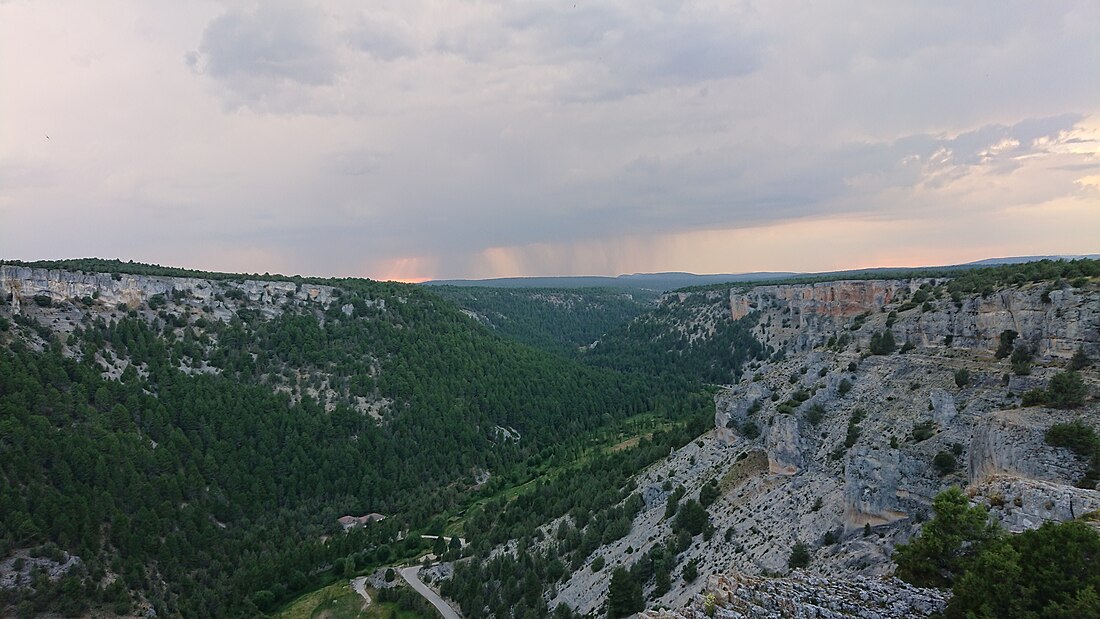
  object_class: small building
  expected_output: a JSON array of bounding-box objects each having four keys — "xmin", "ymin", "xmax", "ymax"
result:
[{"xmin": 338, "ymin": 513, "xmax": 386, "ymax": 531}]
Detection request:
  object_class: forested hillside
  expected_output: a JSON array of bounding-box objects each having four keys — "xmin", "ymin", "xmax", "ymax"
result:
[
  {"xmin": 429, "ymin": 286, "xmax": 658, "ymax": 355},
  {"xmin": 0, "ymin": 261, "xmax": 705, "ymax": 618},
  {"xmin": 581, "ymin": 291, "xmax": 765, "ymax": 385}
]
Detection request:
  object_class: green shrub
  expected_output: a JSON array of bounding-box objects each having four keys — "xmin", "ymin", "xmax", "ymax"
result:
[
  {"xmin": 995, "ymin": 330, "xmax": 1018, "ymax": 359},
  {"xmin": 869, "ymin": 330, "xmax": 897, "ymax": 355},
  {"xmin": 1010, "ymin": 345, "xmax": 1033, "ymax": 375},
  {"xmin": 1045, "ymin": 420, "xmax": 1099, "ymax": 457},
  {"xmin": 933, "ymin": 451, "xmax": 957, "ymax": 476},
  {"xmin": 911, "ymin": 421, "xmax": 937, "ymax": 442},
  {"xmin": 947, "ymin": 521, "xmax": 1100, "ymax": 619},
  {"xmin": 682, "ymin": 560, "xmax": 699, "ymax": 583},
  {"xmin": 699, "ymin": 480, "xmax": 720, "ymax": 508},
  {"xmin": 673, "ymin": 500, "xmax": 709, "ymax": 537},
  {"xmin": 893, "ymin": 487, "xmax": 1000, "ymax": 588},
  {"xmin": 837, "ymin": 378, "xmax": 853, "ymax": 396},
  {"xmin": 1068, "ymin": 346, "xmax": 1090, "ymax": 371},
  {"xmin": 843, "ymin": 410, "xmax": 864, "ymax": 448},
  {"xmin": 805, "ymin": 403, "xmax": 825, "ymax": 426},
  {"xmin": 788, "ymin": 542, "xmax": 811, "ymax": 569},
  {"xmin": 1048, "ymin": 371, "xmax": 1087, "ymax": 409},
  {"xmin": 33, "ymin": 294, "xmax": 52, "ymax": 307},
  {"xmin": 591, "ymin": 555, "xmax": 605, "ymax": 572}
]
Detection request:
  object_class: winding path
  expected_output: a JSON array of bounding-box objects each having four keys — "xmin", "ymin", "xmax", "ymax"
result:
[{"xmin": 400, "ymin": 565, "xmax": 462, "ymax": 619}]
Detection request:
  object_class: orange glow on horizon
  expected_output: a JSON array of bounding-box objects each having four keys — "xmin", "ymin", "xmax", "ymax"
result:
[{"xmin": 370, "ymin": 256, "xmax": 436, "ymax": 283}]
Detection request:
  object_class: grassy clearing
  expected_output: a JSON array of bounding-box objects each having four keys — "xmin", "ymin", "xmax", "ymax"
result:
[
  {"xmin": 363, "ymin": 601, "xmax": 426, "ymax": 619},
  {"xmin": 442, "ymin": 412, "xmax": 680, "ymax": 537},
  {"xmin": 275, "ymin": 581, "xmax": 429, "ymax": 619},
  {"xmin": 275, "ymin": 582, "xmax": 360, "ymax": 619}
]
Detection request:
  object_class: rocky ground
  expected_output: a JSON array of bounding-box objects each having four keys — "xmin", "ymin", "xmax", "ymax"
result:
[
  {"xmin": 548, "ymin": 277, "xmax": 1099, "ymax": 616},
  {"xmin": 642, "ymin": 571, "xmax": 949, "ymax": 619}
]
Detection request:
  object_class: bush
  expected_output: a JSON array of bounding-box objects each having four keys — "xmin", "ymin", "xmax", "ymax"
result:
[
  {"xmin": 1068, "ymin": 346, "xmax": 1090, "ymax": 371},
  {"xmin": 1045, "ymin": 420, "xmax": 1099, "ymax": 457},
  {"xmin": 894, "ymin": 487, "xmax": 1000, "ymax": 588},
  {"xmin": 699, "ymin": 480, "xmax": 720, "ymax": 508},
  {"xmin": 33, "ymin": 294, "xmax": 52, "ymax": 307},
  {"xmin": 869, "ymin": 330, "xmax": 897, "ymax": 355},
  {"xmin": 837, "ymin": 378, "xmax": 853, "ymax": 396},
  {"xmin": 1022, "ymin": 388, "xmax": 1047, "ymax": 407},
  {"xmin": 911, "ymin": 421, "xmax": 937, "ymax": 442},
  {"xmin": 673, "ymin": 500, "xmax": 710, "ymax": 537},
  {"xmin": 954, "ymin": 368, "xmax": 970, "ymax": 388},
  {"xmin": 682, "ymin": 559, "xmax": 699, "ymax": 583},
  {"xmin": 1048, "ymin": 371, "xmax": 1087, "ymax": 409},
  {"xmin": 933, "ymin": 451, "xmax": 957, "ymax": 476},
  {"xmin": 591, "ymin": 555, "xmax": 605, "ymax": 572},
  {"xmin": 788, "ymin": 542, "xmax": 811, "ymax": 569},
  {"xmin": 740, "ymin": 421, "xmax": 761, "ymax": 439},
  {"xmin": 805, "ymin": 403, "xmax": 825, "ymax": 426},
  {"xmin": 1010, "ymin": 345, "xmax": 1033, "ymax": 375},
  {"xmin": 995, "ymin": 330, "xmax": 1018, "ymax": 359},
  {"xmin": 946, "ymin": 521, "xmax": 1100, "ymax": 619}
]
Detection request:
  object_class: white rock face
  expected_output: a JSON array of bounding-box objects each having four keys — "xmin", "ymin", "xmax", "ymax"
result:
[
  {"xmin": 766, "ymin": 415, "xmax": 803, "ymax": 475},
  {"xmin": 928, "ymin": 389, "xmax": 958, "ymax": 425},
  {"xmin": 550, "ymin": 276, "xmax": 1099, "ymax": 617},
  {"xmin": 0, "ymin": 265, "xmax": 338, "ymax": 313},
  {"xmin": 730, "ymin": 278, "xmax": 1100, "ymax": 359},
  {"xmin": 973, "ymin": 476, "xmax": 1100, "ymax": 533},
  {"xmin": 642, "ymin": 571, "xmax": 949, "ymax": 619}
]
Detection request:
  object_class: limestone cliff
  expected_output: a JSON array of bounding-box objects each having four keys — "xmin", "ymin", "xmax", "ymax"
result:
[
  {"xmin": 0, "ymin": 265, "xmax": 339, "ymax": 313},
  {"xmin": 731, "ymin": 278, "xmax": 1099, "ymax": 359},
  {"xmin": 0, "ymin": 265, "xmax": 389, "ymax": 417},
  {"xmin": 550, "ymin": 275, "xmax": 1099, "ymax": 616}
]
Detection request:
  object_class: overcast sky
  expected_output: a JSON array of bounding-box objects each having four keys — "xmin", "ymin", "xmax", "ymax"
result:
[{"xmin": 2, "ymin": 1, "xmax": 1098, "ymax": 281}]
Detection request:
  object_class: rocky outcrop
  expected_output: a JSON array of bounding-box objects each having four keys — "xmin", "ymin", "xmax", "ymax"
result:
[
  {"xmin": 731, "ymin": 280, "xmax": 917, "ymax": 321},
  {"xmin": 968, "ymin": 411, "xmax": 1088, "ymax": 484},
  {"xmin": 643, "ymin": 571, "xmax": 949, "ymax": 619},
  {"xmin": 730, "ymin": 278, "xmax": 1099, "ymax": 358},
  {"xmin": 0, "ymin": 265, "xmax": 339, "ymax": 314},
  {"xmin": 972, "ymin": 476, "xmax": 1100, "ymax": 534},
  {"xmin": 766, "ymin": 415, "xmax": 803, "ymax": 475},
  {"xmin": 928, "ymin": 389, "xmax": 958, "ymax": 425},
  {"xmin": 843, "ymin": 448, "xmax": 909, "ymax": 530},
  {"xmin": 0, "ymin": 550, "xmax": 82, "ymax": 590}
]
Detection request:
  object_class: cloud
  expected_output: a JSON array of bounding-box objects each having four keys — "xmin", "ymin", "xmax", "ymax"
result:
[
  {"xmin": 188, "ymin": 2, "xmax": 341, "ymax": 109},
  {"xmin": 2, "ymin": 1, "xmax": 1098, "ymax": 280},
  {"xmin": 346, "ymin": 13, "xmax": 419, "ymax": 61},
  {"xmin": 436, "ymin": 2, "xmax": 764, "ymax": 100}
]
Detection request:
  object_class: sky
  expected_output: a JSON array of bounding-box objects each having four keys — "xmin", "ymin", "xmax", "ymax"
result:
[{"xmin": 2, "ymin": 1, "xmax": 1098, "ymax": 282}]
